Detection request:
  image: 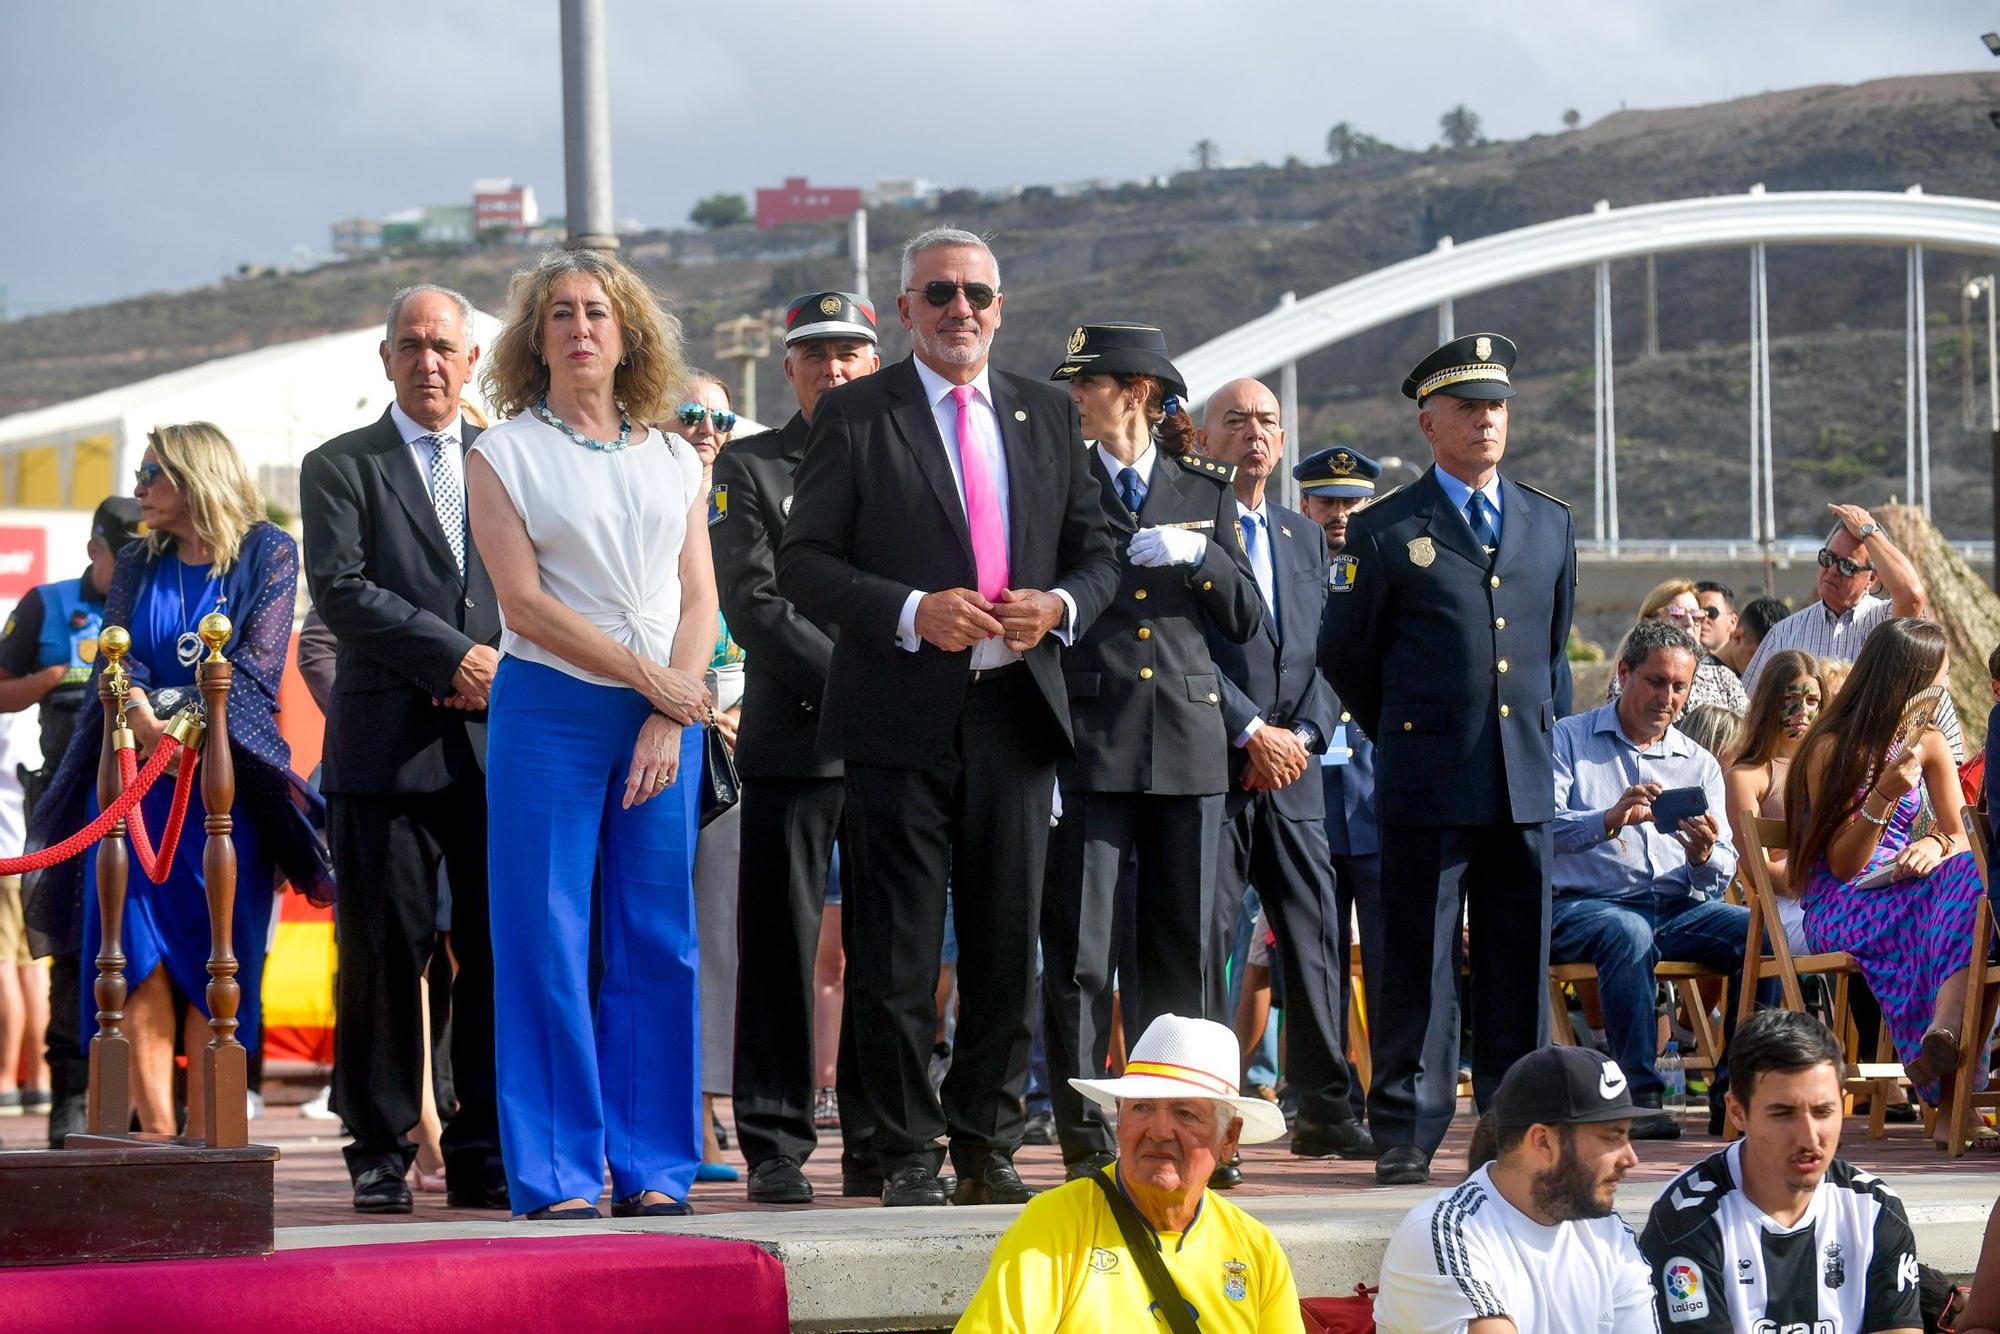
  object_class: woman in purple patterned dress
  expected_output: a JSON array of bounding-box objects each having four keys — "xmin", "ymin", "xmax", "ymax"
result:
[{"xmin": 1788, "ymin": 618, "xmax": 1983, "ymax": 1116}]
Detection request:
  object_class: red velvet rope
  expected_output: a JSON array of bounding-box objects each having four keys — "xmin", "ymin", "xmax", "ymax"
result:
[
  {"xmin": 0, "ymin": 741, "xmax": 187, "ymax": 876},
  {"xmin": 117, "ymin": 743, "xmax": 202, "ymax": 883}
]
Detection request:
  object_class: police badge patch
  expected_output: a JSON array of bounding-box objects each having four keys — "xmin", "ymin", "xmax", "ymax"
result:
[
  {"xmin": 1222, "ymin": 1258, "xmax": 1248, "ymax": 1302},
  {"xmin": 708, "ymin": 485, "xmax": 728, "ymax": 526},
  {"xmin": 1407, "ymin": 536, "xmax": 1436, "ymax": 568},
  {"xmin": 1330, "ymin": 554, "xmax": 1358, "ymax": 592}
]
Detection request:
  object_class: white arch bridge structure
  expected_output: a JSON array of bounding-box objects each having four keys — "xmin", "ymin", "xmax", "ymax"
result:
[{"xmin": 1177, "ymin": 188, "xmax": 2000, "ymax": 553}]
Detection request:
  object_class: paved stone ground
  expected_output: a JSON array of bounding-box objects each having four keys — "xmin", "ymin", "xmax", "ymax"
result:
[{"xmin": 5, "ymin": 1089, "xmax": 1993, "ymax": 1227}]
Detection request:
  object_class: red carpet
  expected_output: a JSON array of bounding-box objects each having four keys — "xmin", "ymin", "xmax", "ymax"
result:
[{"xmin": 0, "ymin": 1233, "xmax": 788, "ymax": 1333}]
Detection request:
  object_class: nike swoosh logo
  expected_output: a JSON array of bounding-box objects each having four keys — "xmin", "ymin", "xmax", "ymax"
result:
[{"xmin": 1599, "ymin": 1072, "xmax": 1627, "ymax": 1099}]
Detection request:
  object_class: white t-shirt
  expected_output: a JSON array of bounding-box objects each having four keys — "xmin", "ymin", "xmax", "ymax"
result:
[
  {"xmin": 1375, "ymin": 1165, "xmax": 1659, "ymax": 1334},
  {"xmin": 471, "ymin": 413, "xmax": 703, "ymax": 687}
]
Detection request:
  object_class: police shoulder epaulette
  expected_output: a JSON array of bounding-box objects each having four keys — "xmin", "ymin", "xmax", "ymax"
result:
[
  {"xmin": 1518, "ymin": 481, "xmax": 1570, "ymax": 508},
  {"xmin": 1178, "ymin": 453, "xmax": 1235, "ymax": 483}
]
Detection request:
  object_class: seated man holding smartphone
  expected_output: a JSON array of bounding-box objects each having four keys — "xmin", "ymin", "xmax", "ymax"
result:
[{"xmin": 1551, "ymin": 619, "xmax": 1747, "ymax": 1140}]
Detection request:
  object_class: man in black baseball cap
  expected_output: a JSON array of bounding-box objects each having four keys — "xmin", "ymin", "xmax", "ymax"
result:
[{"xmin": 1376, "ymin": 1045, "xmax": 1654, "ymax": 1333}]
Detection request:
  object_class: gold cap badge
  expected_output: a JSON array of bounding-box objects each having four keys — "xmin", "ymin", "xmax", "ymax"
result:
[
  {"xmin": 1331, "ymin": 451, "xmax": 1354, "ymax": 475},
  {"xmin": 1407, "ymin": 536, "xmax": 1436, "ymax": 569},
  {"xmin": 1474, "ymin": 336, "xmax": 1492, "ymax": 361},
  {"xmin": 819, "ymin": 295, "xmax": 843, "ymax": 316},
  {"xmin": 1067, "ymin": 326, "xmax": 1088, "ymax": 356}
]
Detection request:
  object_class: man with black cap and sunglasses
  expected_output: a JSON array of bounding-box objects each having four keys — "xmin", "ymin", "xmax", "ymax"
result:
[
  {"xmin": 711, "ymin": 290, "xmax": 880, "ymax": 1204},
  {"xmin": 1319, "ymin": 333, "xmax": 1577, "ymax": 1188},
  {"xmin": 1037, "ymin": 323, "xmax": 1261, "ymax": 1185},
  {"xmin": 780, "ymin": 227, "xmax": 1120, "ymax": 1207},
  {"xmin": 1375, "ymin": 1044, "xmax": 1657, "ymax": 1333},
  {"xmin": 0, "ymin": 496, "xmax": 141, "ymax": 1143},
  {"xmin": 1742, "ymin": 502, "xmax": 1962, "ymax": 758}
]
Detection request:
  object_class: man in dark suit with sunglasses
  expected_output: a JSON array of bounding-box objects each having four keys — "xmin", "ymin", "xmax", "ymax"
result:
[
  {"xmin": 301, "ymin": 284, "xmax": 506, "ymax": 1215},
  {"xmin": 712, "ymin": 290, "xmax": 881, "ymax": 1205},
  {"xmin": 779, "ymin": 227, "xmax": 1120, "ymax": 1208}
]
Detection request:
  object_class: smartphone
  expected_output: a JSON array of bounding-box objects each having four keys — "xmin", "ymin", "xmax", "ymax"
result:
[{"xmin": 1650, "ymin": 785, "xmax": 1708, "ymax": 834}]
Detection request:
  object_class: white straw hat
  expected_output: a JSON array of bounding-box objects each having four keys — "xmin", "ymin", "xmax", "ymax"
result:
[{"xmin": 1068, "ymin": 1014, "xmax": 1289, "ymax": 1144}]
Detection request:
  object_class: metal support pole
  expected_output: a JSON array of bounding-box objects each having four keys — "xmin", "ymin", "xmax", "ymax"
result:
[
  {"xmin": 1915, "ymin": 244, "xmax": 1931, "ymax": 516},
  {"xmin": 560, "ymin": 0, "xmax": 617, "ymax": 250},
  {"xmin": 1906, "ymin": 247, "xmax": 1918, "ymax": 505},
  {"xmin": 1602, "ymin": 262, "xmax": 1619, "ymax": 553},
  {"xmin": 1437, "ymin": 298, "xmax": 1455, "ymax": 344},
  {"xmin": 1278, "ymin": 291, "xmax": 1299, "ymax": 513},
  {"xmin": 1593, "ymin": 266, "xmax": 1606, "ymax": 546},
  {"xmin": 1748, "ymin": 249, "xmax": 1762, "ymax": 548},
  {"xmin": 1756, "ymin": 244, "xmax": 1776, "ymax": 579},
  {"xmin": 1645, "ymin": 254, "xmax": 1660, "ymax": 359},
  {"xmin": 850, "ymin": 208, "xmax": 869, "ymax": 299}
]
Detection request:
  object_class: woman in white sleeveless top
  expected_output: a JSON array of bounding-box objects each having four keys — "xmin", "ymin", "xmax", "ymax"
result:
[{"xmin": 466, "ymin": 248, "xmax": 717, "ymax": 1220}]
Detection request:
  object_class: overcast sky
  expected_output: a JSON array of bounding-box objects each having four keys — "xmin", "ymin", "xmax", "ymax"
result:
[{"xmin": 2, "ymin": 0, "xmax": 1994, "ymax": 317}]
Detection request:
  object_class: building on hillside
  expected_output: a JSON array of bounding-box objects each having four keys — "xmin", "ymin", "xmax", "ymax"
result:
[
  {"xmin": 473, "ymin": 178, "xmax": 540, "ymax": 233},
  {"xmin": 755, "ymin": 177, "xmax": 862, "ymax": 230},
  {"xmin": 330, "ymin": 217, "xmax": 382, "ymax": 256},
  {"xmin": 381, "ymin": 206, "xmax": 475, "ymax": 249},
  {"xmin": 866, "ymin": 177, "xmax": 937, "ymax": 208}
]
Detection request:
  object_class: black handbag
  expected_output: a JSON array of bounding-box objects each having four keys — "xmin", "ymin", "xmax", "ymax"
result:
[
  {"xmin": 698, "ymin": 705, "xmax": 740, "ymax": 828},
  {"xmin": 1089, "ymin": 1172, "xmax": 1199, "ymax": 1334}
]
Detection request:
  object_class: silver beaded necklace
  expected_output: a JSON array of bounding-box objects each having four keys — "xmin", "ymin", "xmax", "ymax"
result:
[{"xmin": 533, "ymin": 395, "xmax": 632, "ymax": 452}]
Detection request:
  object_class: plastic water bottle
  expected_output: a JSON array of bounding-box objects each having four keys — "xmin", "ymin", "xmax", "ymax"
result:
[{"xmin": 1660, "ymin": 1042, "xmax": 1686, "ymax": 1121}]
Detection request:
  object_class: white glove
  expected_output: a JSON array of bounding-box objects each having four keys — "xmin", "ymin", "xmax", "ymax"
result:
[{"xmin": 1128, "ymin": 526, "xmax": 1207, "ymax": 568}]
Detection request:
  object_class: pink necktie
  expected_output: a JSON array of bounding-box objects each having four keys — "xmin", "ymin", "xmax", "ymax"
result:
[{"xmin": 951, "ymin": 384, "xmax": 1010, "ymax": 600}]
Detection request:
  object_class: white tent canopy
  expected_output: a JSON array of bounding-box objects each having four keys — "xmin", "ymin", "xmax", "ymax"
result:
[{"xmin": 0, "ymin": 314, "xmax": 504, "ymax": 515}]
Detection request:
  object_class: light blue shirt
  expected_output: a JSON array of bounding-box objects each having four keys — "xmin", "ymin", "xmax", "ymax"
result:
[
  {"xmin": 1430, "ymin": 466, "xmax": 1503, "ymax": 545},
  {"xmin": 1551, "ymin": 702, "xmax": 1735, "ymax": 902}
]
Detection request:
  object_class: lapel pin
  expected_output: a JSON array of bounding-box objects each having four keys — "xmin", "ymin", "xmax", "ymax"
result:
[
  {"xmin": 1279, "ymin": 525, "xmax": 1291, "ymax": 537},
  {"xmin": 1014, "ymin": 409, "xmax": 1028, "ymax": 422}
]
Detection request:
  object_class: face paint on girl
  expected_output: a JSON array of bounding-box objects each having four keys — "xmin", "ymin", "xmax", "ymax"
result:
[{"xmin": 1780, "ymin": 680, "xmax": 1821, "ymax": 736}]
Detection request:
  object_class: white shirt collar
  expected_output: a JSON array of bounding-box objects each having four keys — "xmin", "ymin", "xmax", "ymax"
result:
[
  {"xmin": 1236, "ymin": 495, "xmax": 1269, "ymax": 524},
  {"xmin": 912, "ymin": 357, "xmax": 993, "ymax": 412},
  {"xmin": 1094, "ymin": 441, "xmax": 1157, "ymax": 488},
  {"xmin": 390, "ymin": 401, "xmax": 462, "ymax": 447},
  {"xmin": 1432, "ymin": 465, "xmax": 1501, "ymax": 514}
]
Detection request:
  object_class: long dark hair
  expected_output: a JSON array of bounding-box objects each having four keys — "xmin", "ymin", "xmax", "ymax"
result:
[
  {"xmin": 1735, "ymin": 649, "xmax": 1824, "ymax": 770},
  {"xmin": 1113, "ymin": 373, "xmax": 1195, "ymax": 455},
  {"xmin": 1785, "ymin": 618, "xmax": 1947, "ymax": 874}
]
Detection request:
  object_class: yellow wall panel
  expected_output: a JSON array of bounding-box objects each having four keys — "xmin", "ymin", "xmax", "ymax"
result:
[
  {"xmin": 69, "ymin": 435, "xmax": 113, "ymax": 508},
  {"xmin": 16, "ymin": 448, "xmax": 60, "ymax": 507}
]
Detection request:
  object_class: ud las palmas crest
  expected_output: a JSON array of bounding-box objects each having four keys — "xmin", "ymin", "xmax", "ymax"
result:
[
  {"xmin": 1222, "ymin": 1258, "xmax": 1249, "ymax": 1302},
  {"xmin": 1407, "ymin": 535, "xmax": 1436, "ymax": 569}
]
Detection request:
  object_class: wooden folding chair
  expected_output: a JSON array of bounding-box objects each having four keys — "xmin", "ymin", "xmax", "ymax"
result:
[
  {"xmin": 1735, "ymin": 812, "xmax": 1903, "ymax": 1138},
  {"xmin": 1346, "ymin": 942, "xmax": 1372, "ymax": 1095},
  {"xmin": 1547, "ymin": 960, "xmax": 1728, "ymax": 1078},
  {"xmin": 1943, "ymin": 809, "xmax": 2000, "ymax": 1157}
]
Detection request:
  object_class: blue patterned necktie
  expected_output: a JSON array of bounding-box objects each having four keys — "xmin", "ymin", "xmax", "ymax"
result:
[
  {"xmin": 1466, "ymin": 490, "xmax": 1498, "ymax": 555},
  {"xmin": 426, "ymin": 433, "xmax": 466, "ymax": 575},
  {"xmin": 1118, "ymin": 465, "xmax": 1145, "ymax": 516}
]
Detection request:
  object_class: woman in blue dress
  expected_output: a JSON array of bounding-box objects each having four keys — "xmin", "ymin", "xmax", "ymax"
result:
[{"xmin": 30, "ymin": 422, "xmax": 330, "ymax": 1134}]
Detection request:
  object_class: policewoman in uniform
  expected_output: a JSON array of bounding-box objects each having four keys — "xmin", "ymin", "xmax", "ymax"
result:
[
  {"xmin": 1318, "ymin": 334, "xmax": 1576, "ymax": 1186},
  {"xmin": 1292, "ymin": 447, "xmax": 1386, "ymax": 1122},
  {"xmin": 711, "ymin": 291, "xmax": 881, "ymax": 1204},
  {"xmin": 1040, "ymin": 324, "xmax": 1261, "ymax": 1180}
]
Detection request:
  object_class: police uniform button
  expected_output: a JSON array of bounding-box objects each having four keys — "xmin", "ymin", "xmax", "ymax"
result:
[
  {"xmin": 1201, "ymin": 580, "xmax": 1213, "ymax": 591},
  {"xmin": 1495, "ymin": 616, "xmax": 1506, "ymax": 629},
  {"xmin": 1340, "ymin": 711, "xmax": 1351, "ymax": 723},
  {"xmin": 1497, "ymin": 659, "xmax": 1509, "ymax": 673},
  {"xmin": 465, "ymin": 596, "xmax": 476, "ymax": 609},
  {"xmin": 1500, "ymin": 704, "xmax": 1511, "ymax": 718},
  {"xmin": 1134, "ymin": 589, "xmax": 1148, "ymax": 600},
  {"xmin": 1139, "ymin": 667, "xmax": 1154, "ymax": 680},
  {"xmin": 1402, "ymin": 721, "xmax": 1413, "ymax": 732},
  {"xmin": 1489, "ymin": 575, "xmax": 1501, "ymax": 589},
  {"xmin": 1136, "ymin": 627, "xmax": 1151, "ymax": 641},
  {"xmin": 1208, "ymin": 692, "xmax": 1219, "ymax": 703}
]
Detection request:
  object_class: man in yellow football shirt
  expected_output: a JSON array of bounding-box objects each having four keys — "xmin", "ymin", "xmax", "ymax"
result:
[{"xmin": 956, "ymin": 1015, "xmax": 1304, "ymax": 1333}]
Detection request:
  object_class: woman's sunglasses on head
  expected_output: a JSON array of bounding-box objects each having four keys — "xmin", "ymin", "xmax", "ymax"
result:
[
  {"xmin": 677, "ymin": 403, "xmax": 737, "ymax": 434},
  {"xmin": 907, "ymin": 280, "xmax": 998, "ymax": 310}
]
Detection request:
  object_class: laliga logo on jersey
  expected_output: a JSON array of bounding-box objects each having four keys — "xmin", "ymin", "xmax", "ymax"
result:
[
  {"xmin": 1750, "ymin": 1322, "xmax": 1834, "ymax": 1333},
  {"xmin": 1662, "ymin": 1259, "xmax": 1708, "ymax": 1322}
]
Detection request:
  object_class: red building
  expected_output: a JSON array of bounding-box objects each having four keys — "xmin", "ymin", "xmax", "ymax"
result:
[
  {"xmin": 473, "ymin": 178, "xmax": 540, "ymax": 233},
  {"xmin": 755, "ymin": 177, "xmax": 862, "ymax": 231}
]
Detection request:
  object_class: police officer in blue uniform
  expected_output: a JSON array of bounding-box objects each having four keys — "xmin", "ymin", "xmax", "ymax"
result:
[
  {"xmin": 1040, "ymin": 324, "xmax": 1262, "ymax": 1179},
  {"xmin": 1318, "ymin": 335, "xmax": 1576, "ymax": 1186},
  {"xmin": 0, "ymin": 497, "xmax": 141, "ymax": 1143},
  {"xmin": 1293, "ymin": 446, "xmax": 1386, "ymax": 1122}
]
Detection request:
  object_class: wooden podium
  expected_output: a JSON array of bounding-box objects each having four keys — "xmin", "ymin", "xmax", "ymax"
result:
[{"xmin": 0, "ymin": 615, "xmax": 278, "ymax": 1267}]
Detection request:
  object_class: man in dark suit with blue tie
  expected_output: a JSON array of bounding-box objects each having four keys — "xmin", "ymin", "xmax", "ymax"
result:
[
  {"xmin": 1318, "ymin": 334, "xmax": 1577, "ymax": 1186},
  {"xmin": 1293, "ymin": 445, "xmax": 1387, "ymax": 1123},
  {"xmin": 1199, "ymin": 378, "xmax": 1376, "ymax": 1179}
]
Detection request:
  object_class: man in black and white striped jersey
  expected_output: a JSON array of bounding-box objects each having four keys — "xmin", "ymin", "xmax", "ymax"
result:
[
  {"xmin": 1640, "ymin": 1009, "xmax": 1921, "ymax": 1334},
  {"xmin": 1374, "ymin": 1045, "xmax": 1658, "ymax": 1333},
  {"xmin": 1743, "ymin": 502, "xmax": 1962, "ymax": 759}
]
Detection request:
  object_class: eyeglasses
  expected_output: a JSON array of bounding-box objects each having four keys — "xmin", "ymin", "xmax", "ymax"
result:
[
  {"xmin": 133, "ymin": 461, "xmax": 170, "ymax": 489},
  {"xmin": 1817, "ymin": 548, "xmax": 1875, "ymax": 577},
  {"xmin": 1659, "ymin": 605, "xmax": 1700, "ymax": 623},
  {"xmin": 906, "ymin": 281, "xmax": 998, "ymax": 310},
  {"xmin": 677, "ymin": 403, "xmax": 737, "ymax": 434}
]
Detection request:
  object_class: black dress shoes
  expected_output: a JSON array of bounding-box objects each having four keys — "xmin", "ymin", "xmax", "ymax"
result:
[
  {"xmin": 1210, "ymin": 1155, "xmax": 1244, "ymax": 1190},
  {"xmin": 446, "ymin": 1161, "xmax": 511, "ymax": 1211},
  {"xmin": 1291, "ymin": 1118, "xmax": 1380, "ymax": 1160},
  {"xmin": 524, "ymin": 1202, "xmax": 602, "ymax": 1220},
  {"xmin": 611, "ymin": 1192, "xmax": 693, "ymax": 1218},
  {"xmin": 882, "ymin": 1164, "xmax": 950, "ymax": 1207},
  {"xmin": 353, "ymin": 1163, "xmax": 414, "ymax": 1215},
  {"xmin": 851, "ymin": 1167, "xmax": 956, "ymax": 1198},
  {"xmin": 1375, "ymin": 1145, "xmax": 1432, "ymax": 1186},
  {"xmin": 1063, "ymin": 1151, "xmax": 1118, "ymax": 1182},
  {"xmin": 952, "ymin": 1162, "xmax": 1037, "ymax": 1206},
  {"xmin": 1628, "ymin": 1110, "xmax": 1683, "ymax": 1141},
  {"xmin": 748, "ymin": 1157, "xmax": 815, "ymax": 1204}
]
